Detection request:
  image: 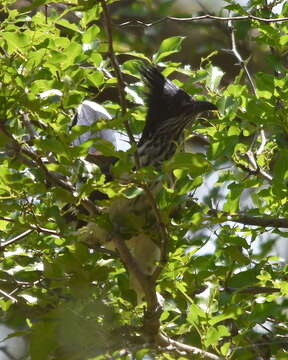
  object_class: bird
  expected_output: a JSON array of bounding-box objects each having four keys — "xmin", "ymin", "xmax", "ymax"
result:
[
  {"xmin": 77, "ymin": 64, "xmax": 217, "ymax": 301},
  {"xmin": 138, "ymin": 65, "xmax": 216, "ymax": 167}
]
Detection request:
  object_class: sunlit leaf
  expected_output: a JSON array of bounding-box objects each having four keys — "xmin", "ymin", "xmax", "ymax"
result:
[{"xmin": 154, "ymin": 36, "xmax": 185, "ymax": 62}]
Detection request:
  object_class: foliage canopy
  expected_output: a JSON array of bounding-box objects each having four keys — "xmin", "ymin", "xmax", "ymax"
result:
[{"xmin": 0, "ymin": 0, "xmax": 288, "ymax": 359}]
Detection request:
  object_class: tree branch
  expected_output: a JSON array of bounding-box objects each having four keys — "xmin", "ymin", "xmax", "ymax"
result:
[
  {"xmin": 30, "ymin": 225, "xmax": 60, "ymax": 236},
  {"xmin": 0, "ymin": 288, "xmax": 18, "ymax": 303},
  {"xmin": 207, "ymin": 209, "xmax": 288, "ymax": 228},
  {"xmin": 100, "ymin": 0, "xmax": 127, "ymax": 114},
  {"xmin": 236, "ymin": 157, "xmax": 273, "ymax": 182},
  {"xmin": 117, "ymin": 14, "xmax": 288, "ymax": 28},
  {"xmin": 0, "ymin": 121, "xmax": 73, "ymax": 191},
  {"xmin": 0, "ymin": 216, "xmax": 61, "ymax": 236},
  {"xmin": 20, "ymin": 111, "xmax": 37, "ymax": 141},
  {"xmin": 0, "ymin": 221, "xmax": 62, "ymax": 251},
  {"xmin": 224, "ymin": 286, "xmax": 280, "ymax": 295},
  {"xmin": 100, "ymin": 4, "xmax": 168, "ymax": 337},
  {"xmin": 228, "ymin": 19, "xmax": 256, "ymax": 96},
  {"xmin": 0, "ymin": 229, "xmax": 34, "ymax": 249},
  {"xmin": 111, "ymin": 233, "xmax": 158, "ymax": 308},
  {"xmin": 157, "ymin": 333, "xmax": 222, "ymax": 360},
  {"xmin": 100, "ymin": 0, "xmax": 139, "ymax": 167},
  {"xmin": 227, "ymin": 18, "xmax": 272, "ymax": 182},
  {"xmin": 0, "ymin": 121, "xmax": 100, "ymax": 217},
  {"xmin": 140, "ymin": 184, "xmax": 169, "ymax": 283},
  {"xmin": 84, "ymin": 243, "xmax": 119, "ymax": 257},
  {"xmin": 112, "ymin": 233, "xmax": 161, "ymax": 341}
]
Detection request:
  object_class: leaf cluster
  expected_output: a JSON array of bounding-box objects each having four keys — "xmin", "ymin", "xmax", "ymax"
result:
[{"xmin": 0, "ymin": 1, "xmax": 288, "ymax": 359}]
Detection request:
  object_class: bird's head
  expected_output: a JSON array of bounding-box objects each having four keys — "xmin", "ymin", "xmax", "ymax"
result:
[{"xmin": 139, "ymin": 65, "xmax": 216, "ymax": 144}]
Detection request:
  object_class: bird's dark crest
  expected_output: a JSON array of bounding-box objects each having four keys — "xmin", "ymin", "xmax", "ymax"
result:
[{"xmin": 139, "ymin": 65, "xmax": 216, "ymax": 146}]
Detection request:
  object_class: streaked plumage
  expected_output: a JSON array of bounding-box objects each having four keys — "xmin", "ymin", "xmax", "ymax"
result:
[{"xmin": 138, "ymin": 66, "xmax": 216, "ymax": 167}]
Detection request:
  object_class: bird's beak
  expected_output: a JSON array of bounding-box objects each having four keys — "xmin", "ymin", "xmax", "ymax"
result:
[{"xmin": 194, "ymin": 100, "xmax": 217, "ymax": 113}]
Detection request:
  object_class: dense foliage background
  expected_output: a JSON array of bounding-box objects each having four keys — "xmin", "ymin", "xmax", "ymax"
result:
[{"xmin": 0, "ymin": 0, "xmax": 288, "ymax": 359}]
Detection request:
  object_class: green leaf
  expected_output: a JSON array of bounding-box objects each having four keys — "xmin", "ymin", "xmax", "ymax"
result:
[
  {"xmin": 1, "ymin": 31, "xmax": 30, "ymax": 53},
  {"xmin": 56, "ymin": 19, "xmax": 82, "ymax": 33},
  {"xmin": 223, "ymin": 182, "xmax": 243, "ymax": 213},
  {"xmin": 221, "ymin": 342, "xmax": 231, "ymax": 356},
  {"xmin": 255, "ymin": 73, "xmax": 274, "ymax": 99},
  {"xmin": 22, "ymin": 0, "xmax": 53, "ymax": 10},
  {"xmin": 85, "ymin": 70, "xmax": 104, "ymax": 87},
  {"xmin": 90, "ymin": 52, "xmax": 103, "ymax": 66},
  {"xmin": 0, "ymin": 299, "xmax": 12, "ymax": 311},
  {"xmin": 225, "ymin": 3, "xmax": 247, "ymax": 14},
  {"xmin": 63, "ymin": 41, "xmax": 83, "ymax": 67},
  {"xmin": 14, "ymin": 270, "xmax": 42, "ymax": 282},
  {"xmin": 122, "ymin": 59, "xmax": 144, "ymax": 77},
  {"xmin": 225, "ymin": 246, "xmax": 250, "ymax": 265},
  {"xmin": 257, "ymin": 270, "xmax": 272, "ymax": 283},
  {"xmin": 123, "ymin": 51, "xmax": 151, "ymax": 62},
  {"xmin": 205, "ymin": 65, "xmax": 224, "ymax": 91},
  {"xmin": 273, "ymin": 150, "xmax": 288, "ymax": 184},
  {"xmin": 229, "ymin": 269, "xmax": 258, "ymax": 288},
  {"xmin": 280, "ymin": 35, "xmax": 288, "ymax": 46},
  {"xmin": 35, "ymin": 137, "xmax": 67, "ymax": 156},
  {"xmin": 174, "ymin": 174, "xmax": 203, "ymax": 195},
  {"xmin": 80, "ymin": 4, "xmax": 102, "ymax": 27},
  {"xmin": 93, "ymin": 138, "xmax": 118, "ymax": 157},
  {"xmin": 123, "ymin": 185, "xmax": 143, "ymax": 199},
  {"xmin": 224, "ymin": 84, "xmax": 246, "ymax": 97},
  {"xmin": 209, "ymin": 311, "xmax": 237, "ymax": 326},
  {"xmin": 187, "ymin": 303, "xmax": 206, "ymax": 325},
  {"xmin": 136, "ymin": 348, "xmax": 150, "ymax": 360},
  {"xmin": 227, "ymin": 125, "xmax": 241, "ymax": 136},
  {"xmin": 204, "ymin": 325, "xmax": 230, "ymax": 347},
  {"xmin": 165, "ymin": 153, "xmax": 211, "ymax": 176},
  {"xmin": 154, "ymin": 36, "xmax": 185, "ymax": 62},
  {"xmin": 11, "ymin": 255, "xmax": 35, "ymax": 267},
  {"xmin": 278, "ymin": 281, "xmax": 288, "ymax": 295},
  {"xmin": 30, "ymin": 320, "xmax": 57, "ymax": 360},
  {"xmin": 82, "ymin": 24, "xmax": 100, "ymax": 43}
]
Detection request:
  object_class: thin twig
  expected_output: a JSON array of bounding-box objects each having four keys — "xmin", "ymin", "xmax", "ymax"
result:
[
  {"xmin": 30, "ymin": 225, "xmax": 60, "ymax": 236},
  {"xmin": 157, "ymin": 333, "xmax": 222, "ymax": 360},
  {"xmin": 227, "ymin": 18, "xmax": 272, "ymax": 182},
  {"xmin": 0, "ymin": 121, "xmax": 73, "ymax": 191},
  {"xmin": 236, "ymin": 162, "xmax": 273, "ymax": 181},
  {"xmin": 0, "ymin": 217, "xmax": 61, "ymax": 237},
  {"xmin": 207, "ymin": 208, "xmax": 288, "ymax": 228},
  {"xmin": 100, "ymin": 0, "xmax": 127, "ymax": 114},
  {"xmin": 0, "ymin": 122, "xmax": 100, "ymax": 217},
  {"xmin": 20, "ymin": 111, "xmax": 37, "ymax": 141},
  {"xmin": 0, "ymin": 216, "xmax": 16, "ymax": 223},
  {"xmin": 0, "ymin": 288, "xmax": 18, "ymax": 303},
  {"xmin": 256, "ymin": 128, "xmax": 267, "ymax": 155},
  {"xmin": 83, "ymin": 243, "xmax": 118, "ymax": 257},
  {"xmin": 0, "ymin": 229, "xmax": 34, "ymax": 249},
  {"xmin": 14, "ymin": 153, "xmax": 37, "ymax": 167},
  {"xmin": 233, "ymin": 338, "xmax": 288, "ymax": 351},
  {"xmin": 224, "ymin": 286, "xmax": 280, "ymax": 295},
  {"xmin": 117, "ymin": 14, "xmax": 288, "ymax": 29},
  {"xmin": 228, "ymin": 19, "xmax": 256, "ymax": 96}
]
